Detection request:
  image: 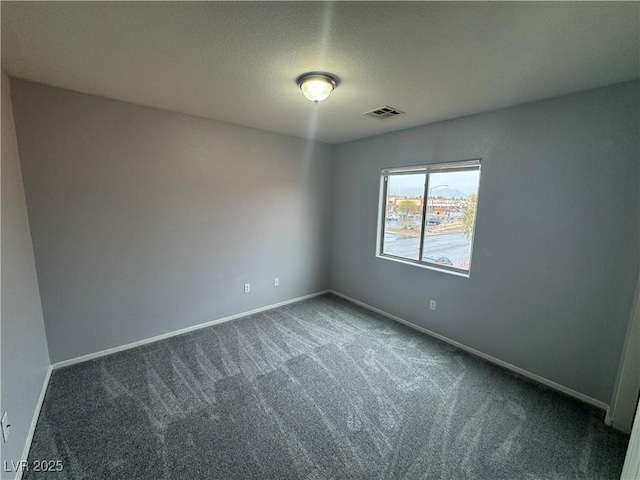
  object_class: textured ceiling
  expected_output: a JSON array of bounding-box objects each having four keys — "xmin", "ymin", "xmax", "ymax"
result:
[{"xmin": 2, "ymin": 2, "xmax": 639, "ymax": 144}]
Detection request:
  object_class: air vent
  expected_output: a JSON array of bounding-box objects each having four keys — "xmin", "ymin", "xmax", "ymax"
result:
[{"xmin": 363, "ymin": 106, "xmax": 404, "ymax": 120}]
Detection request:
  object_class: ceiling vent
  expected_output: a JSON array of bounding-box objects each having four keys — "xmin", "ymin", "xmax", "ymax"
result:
[{"xmin": 363, "ymin": 106, "xmax": 404, "ymax": 120}]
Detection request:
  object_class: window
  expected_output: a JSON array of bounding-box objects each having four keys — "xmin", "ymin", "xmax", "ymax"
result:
[{"xmin": 377, "ymin": 160, "xmax": 481, "ymax": 276}]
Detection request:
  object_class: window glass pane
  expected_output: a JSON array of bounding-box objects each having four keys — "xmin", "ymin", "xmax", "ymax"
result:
[
  {"xmin": 423, "ymin": 170, "xmax": 480, "ymax": 270},
  {"xmin": 382, "ymin": 173, "xmax": 426, "ymax": 261}
]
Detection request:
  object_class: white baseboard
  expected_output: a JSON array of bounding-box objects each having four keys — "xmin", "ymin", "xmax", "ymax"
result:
[
  {"xmin": 52, "ymin": 290, "xmax": 330, "ymax": 370},
  {"xmin": 330, "ymin": 289, "xmax": 610, "ymax": 413},
  {"xmin": 16, "ymin": 365, "xmax": 52, "ymax": 480},
  {"xmin": 604, "ymin": 410, "xmax": 613, "ymax": 426}
]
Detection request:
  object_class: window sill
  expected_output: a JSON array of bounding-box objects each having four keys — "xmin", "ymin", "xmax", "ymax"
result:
[{"xmin": 375, "ymin": 253, "xmax": 470, "ymax": 278}]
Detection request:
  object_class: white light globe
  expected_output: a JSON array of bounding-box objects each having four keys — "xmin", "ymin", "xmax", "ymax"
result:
[
  {"xmin": 301, "ymin": 79, "xmax": 333, "ymax": 104},
  {"xmin": 296, "ymin": 73, "xmax": 339, "ymax": 105}
]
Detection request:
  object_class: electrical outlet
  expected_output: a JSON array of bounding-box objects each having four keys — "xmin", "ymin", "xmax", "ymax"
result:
[
  {"xmin": 244, "ymin": 283, "xmax": 251, "ymax": 293},
  {"xmin": 1, "ymin": 412, "xmax": 10, "ymax": 443},
  {"xmin": 274, "ymin": 277, "xmax": 279, "ymax": 287},
  {"xmin": 429, "ymin": 300, "xmax": 436, "ymax": 311}
]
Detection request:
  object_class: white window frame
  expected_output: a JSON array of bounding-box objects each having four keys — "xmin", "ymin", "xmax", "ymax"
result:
[{"xmin": 375, "ymin": 159, "xmax": 481, "ymax": 277}]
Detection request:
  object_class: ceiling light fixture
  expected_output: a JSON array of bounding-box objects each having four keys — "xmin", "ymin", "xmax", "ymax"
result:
[{"xmin": 296, "ymin": 72, "xmax": 340, "ymax": 105}]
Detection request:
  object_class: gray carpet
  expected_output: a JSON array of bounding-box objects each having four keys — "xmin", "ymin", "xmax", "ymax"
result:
[{"xmin": 24, "ymin": 294, "xmax": 628, "ymax": 479}]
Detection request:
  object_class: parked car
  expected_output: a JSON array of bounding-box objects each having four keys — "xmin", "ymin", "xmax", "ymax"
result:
[
  {"xmin": 424, "ymin": 256, "xmax": 453, "ymax": 266},
  {"xmin": 427, "ymin": 218, "xmax": 441, "ymax": 225}
]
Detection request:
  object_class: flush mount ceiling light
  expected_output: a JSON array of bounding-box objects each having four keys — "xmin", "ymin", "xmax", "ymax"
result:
[{"xmin": 296, "ymin": 72, "xmax": 340, "ymax": 105}]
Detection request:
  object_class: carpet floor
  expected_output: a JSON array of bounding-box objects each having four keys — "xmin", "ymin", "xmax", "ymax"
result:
[{"xmin": 23, "ymin": 294, "xmax": 629, "ymax": 479}]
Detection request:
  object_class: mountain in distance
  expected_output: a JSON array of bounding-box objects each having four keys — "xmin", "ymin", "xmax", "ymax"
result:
[
  {"xmin": 389, "ymin": 186, "xmax": 470, "ymax": 198},
  {"xmin": 430, "ymin": 187, "xmax": 468, "ymax": 199}
]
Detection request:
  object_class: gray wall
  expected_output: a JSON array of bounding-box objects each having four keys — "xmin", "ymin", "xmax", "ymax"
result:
[
  {"xmin": 331, "ymin": 81, "xmax": 639, "ymax": 404},
  {"xmin": 10, "ymin": 79, "xmax": 333, "ymax": 364},
  {"xmin": 1, "ymin": 73, "xmax": 50, "ymax": 476}
]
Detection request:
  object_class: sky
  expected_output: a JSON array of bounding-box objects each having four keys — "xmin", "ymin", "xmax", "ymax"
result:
[{"xmin": 388, "ymin": 171, "xmax": 480, "ymax": 197}]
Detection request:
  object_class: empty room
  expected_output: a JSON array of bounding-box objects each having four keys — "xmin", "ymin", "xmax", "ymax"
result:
[{"xmin": 2, "ymin": 2, "xmax": 639, "ymax": 479}]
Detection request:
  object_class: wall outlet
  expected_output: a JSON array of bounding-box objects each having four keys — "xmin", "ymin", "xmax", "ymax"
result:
[
  {"xmin": 274, "ymin": 277, "xmax": 279, "ymax": 287},
  {"xmin": 1, "ymin": 411, "xmax": 10, "ymax": 443},
  {"xmin": 244, "ymin": 283, "xmax": 251, "ymax": 293},
  {"xmin": 429, "ymin": 300, "xmax": 436, "ymax": 311}
]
